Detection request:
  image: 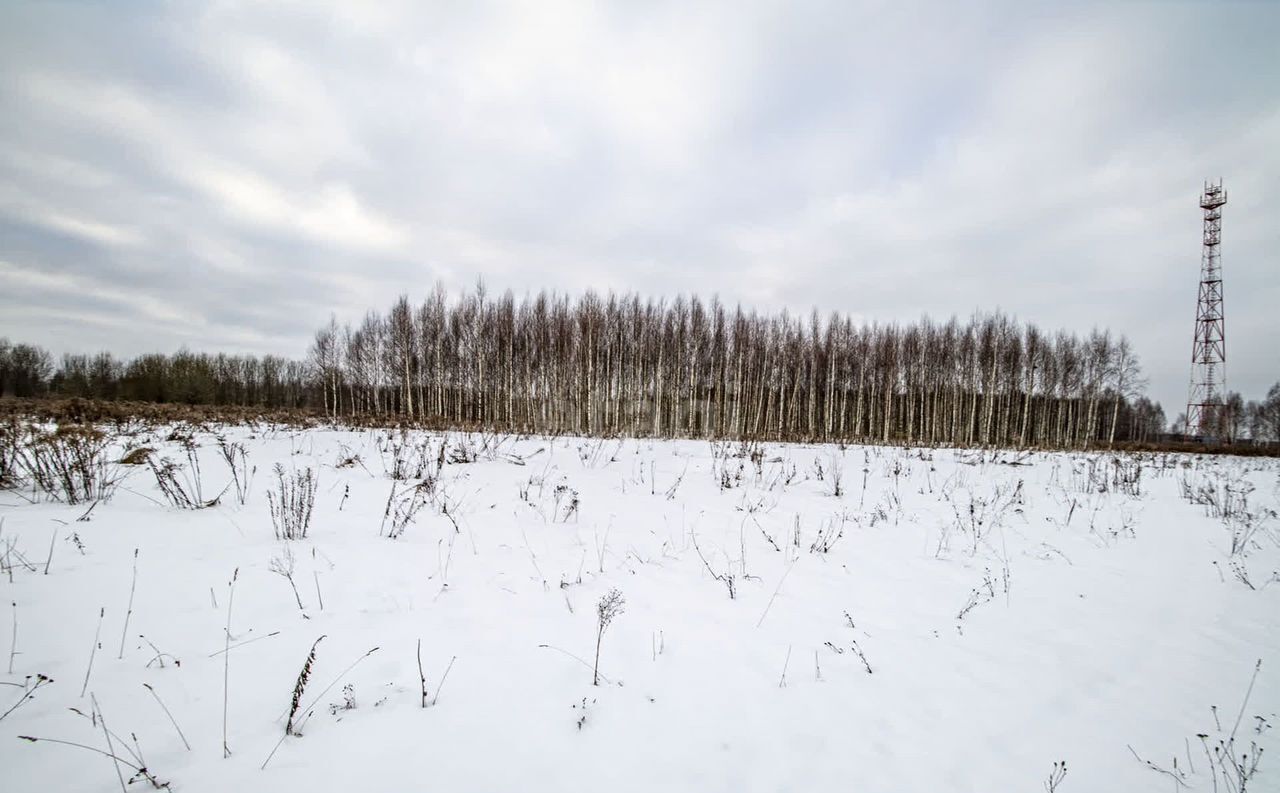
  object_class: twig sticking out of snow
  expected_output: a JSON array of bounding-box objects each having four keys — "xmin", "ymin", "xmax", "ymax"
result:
[
  {"xmin": 414, "ymin": 639, "xmax": 458, "ymax": 710},
  {"xmin": 690, "ymin": 530, "xmax": 736, "ymax": 599},
  {"xmin": 849, "ymin": 638, "xmax": 873, "ymax": 675},
  {"xmin": 313, "ymin": 571, "xmax": 324, "ymax": 611},
  {"xmin": 756, "ymin": 560, "xmax": 797, "ymax": 628},
  {"xmin": 222, "ymin": 568, "xmax": 238, "ymax": 759},
  {"xmin": 417, "ymin": 639, "xmax": 428, "ymax": 708},
  {"xmin": 1127, "ymin": 744, "xmax": 1190, "ymax": 789},
  {"xmin": 80, "ymin": 607, "xmax": 105, "ymax": 698},
  {"xmin": 268, "ymin": 546, "xmax": 305, "ymax": 611},
  {"xmin": 142, "ymin": 683, "xmax": 190, "ymax": 751},
  {"xmin": 432, "ymin": 656, "xmax": 456, "ymax": 707},
  {"xmin": 8, "ymin": 601, "xmax": 16, "ymax": 674},
  {"xmin": 538, "ymin": 643, "xmax": 616, "ymax": 686},
  {"xmin": 0, "ymin": 673, "xmax": 52, "ymax": 722},
  {"xmin": 92, "ymin": 693, "xmax": 130, "ymax": 793},
  {"xmin": 44, "ymin": 530, "xmax": 55, "ymax": 575},
  {"xmin": 17, "ymin": 733, "xmax": 170, "ymax": 790},
  {"xmin": 117, "ymin": 549, "xmax": 138, "ymax": 660},
  {"xmin": 206, "ymin": 630, "xmax": 280, "ymax": 658}
]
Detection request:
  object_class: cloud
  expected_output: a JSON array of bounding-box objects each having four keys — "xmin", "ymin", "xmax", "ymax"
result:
[
  {"xmin": 0, "ymin": 0, "xmax": 1277, "ymax": 414},
  {"xmin": 0, "ymin": 200, "xmax": 145, "ymax": 248}
]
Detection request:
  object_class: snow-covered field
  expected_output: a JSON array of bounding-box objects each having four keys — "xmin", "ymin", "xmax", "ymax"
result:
[{"xmin": 2, "ymin": 425, "xmax": 1278, "ymax": 792}]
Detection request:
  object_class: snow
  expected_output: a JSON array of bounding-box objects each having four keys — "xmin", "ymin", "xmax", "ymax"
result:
[{"xmin": 2, "ymin": 426, "xmax": 1278, "ymax": 792}]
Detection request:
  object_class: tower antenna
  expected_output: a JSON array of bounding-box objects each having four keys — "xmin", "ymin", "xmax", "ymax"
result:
[{"xmin": 1186, "ymin": 179, "xmax": 1227, "ymax": 439}]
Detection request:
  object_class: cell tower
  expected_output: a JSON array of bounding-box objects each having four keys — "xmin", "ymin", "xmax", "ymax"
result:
[{"xmin": 1185, "ymin": 179, "xmax": 1227, "ymax": 439}]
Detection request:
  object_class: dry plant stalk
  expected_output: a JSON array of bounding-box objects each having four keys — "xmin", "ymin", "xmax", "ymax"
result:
[
  {"xmin": 80, "ymin": 607, "xmax": 105, "ymax": 698},
  {"xmin": 593, "ymin": 588, "xmax": 625, "ymax": 686},
  {"xmin": 222, "ymin": 568, "xmax": 238, "ymax": 759},
  {"xmin": 117, "ymin": 549, "xmax": 138, "ymax": 660},
  {"xmin": 286, "ymin": 636, "xmax": 325, "ymax": 736}
]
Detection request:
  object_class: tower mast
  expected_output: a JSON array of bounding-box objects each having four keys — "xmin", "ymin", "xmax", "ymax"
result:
[{"xmin": 1186, "ymin": 180, "xmax": 1227, "ymax": 439}]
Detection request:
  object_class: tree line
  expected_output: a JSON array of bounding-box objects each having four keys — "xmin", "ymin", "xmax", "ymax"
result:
[
  {"xmin": 0, "ymin": 339, "xmax": 310, "ymax": 409},
  {"xmin": 5, "ymin": 285, "xmax": 1278, "ymax": 446},
  {"xmin": 307, "ymin": 285, "xmax": 1166, "ymax": 447}
]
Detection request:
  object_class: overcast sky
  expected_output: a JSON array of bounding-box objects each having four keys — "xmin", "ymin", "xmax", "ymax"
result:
[{"xmin": 1, "ymin": 1, "xmax": 1276, "ymax": 414}]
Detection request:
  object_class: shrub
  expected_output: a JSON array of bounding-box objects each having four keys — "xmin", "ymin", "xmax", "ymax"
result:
[
  {"xmin": 268, "ymin": 464, "xmax": 317, "ymax": 540},
  {"xmin": 0, "ymin": 420, "xmax": 19, "ymax": 488},
  {"xmin": 12, "ymin": 425, "xmax": 120, "ymax": 504}
]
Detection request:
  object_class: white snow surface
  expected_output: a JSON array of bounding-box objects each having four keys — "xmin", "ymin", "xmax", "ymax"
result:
[{"xmin": 2, "ymin": 427, "xmax": 1278, "ymax": 792}]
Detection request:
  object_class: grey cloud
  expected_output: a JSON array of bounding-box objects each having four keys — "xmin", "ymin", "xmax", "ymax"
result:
[{"xmin": 1, "ymin": 0, "xmax": 1277, "ymax": 415}]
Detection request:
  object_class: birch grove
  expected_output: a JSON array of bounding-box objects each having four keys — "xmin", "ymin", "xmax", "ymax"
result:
[{"xmin": 306, "ymin": 284, "xmax": 1159, "ymax": 448}]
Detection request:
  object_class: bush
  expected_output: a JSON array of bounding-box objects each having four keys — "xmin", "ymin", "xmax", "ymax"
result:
[
  {"xmin": 0, "ymin": 420, "xmax": 19, "ymax": 488},
  {"xmin": 12, "ymin": 424, "xmax": 120, "ymax": 504},
  {"xmin": 268, "ymin": 464, "xmax": 317, "ymax": 540}
]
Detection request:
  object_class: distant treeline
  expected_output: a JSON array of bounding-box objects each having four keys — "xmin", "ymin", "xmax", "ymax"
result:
[
  {"xmin": 0, "ymin": 339, "xmax": 310, "ymax": 409},
  {"xmin": 4, "ymin": 285, "xmax": 1277, "ymax": 446}
]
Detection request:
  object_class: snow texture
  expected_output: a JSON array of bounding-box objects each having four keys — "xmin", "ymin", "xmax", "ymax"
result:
[{"xmin": 1, "ymin": 426, "xmax": 1278, "ymax": 792}]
